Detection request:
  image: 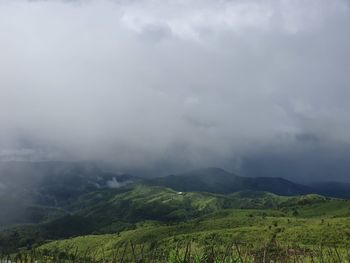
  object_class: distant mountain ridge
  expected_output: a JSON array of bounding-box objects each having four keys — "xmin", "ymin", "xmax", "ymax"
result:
[
  {"xmin": 147, "ymin": 167, "xmax": 350, "ymax": 198},
  {"xmin": 1, "ymin": 162, "xmax": 350, "ymax": 201},
  {"xmin": 308, "ymin": 181, "xmax": 350, "ymax": 198},
  {"xmin": 1, "ymin": 162, "xmax": 350, "ymax": 228},
  {"xmin": 146, "ymin": 167, "xmax": 313, "ymax": 196}
]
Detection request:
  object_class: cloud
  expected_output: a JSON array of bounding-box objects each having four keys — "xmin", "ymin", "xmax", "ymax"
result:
[
  {"xmin": 0, "ymin": 0, "xmax": 350, "ymax": 179},
  {"xmin": 106, "ymin": 177, "xmax": 133, "ymax": 188}
]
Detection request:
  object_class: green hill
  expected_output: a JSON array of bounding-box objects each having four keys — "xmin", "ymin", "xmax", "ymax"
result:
[
  {"xmin": 1, "ymin": 162, "xmax": 349, "ymax": 233},
  {"xmin": 1, "ymin": 184, "xmax": 349, "ymax": 253},
  {"xmin": 39, "ymin": 207, "xmax": 350, "ymax": 261}
]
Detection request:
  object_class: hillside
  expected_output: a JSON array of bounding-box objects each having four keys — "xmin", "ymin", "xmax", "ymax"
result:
[
  {"xmin": 147, "ymin": 168, "xmax": 312, "ymax": 196},
  {"xmin": 1, "ymin": 183, "xmax": 349, "ymax": 253},
  {"xmin": 0, "ymin": 161, "xmax": 136, "ymax": 226},
  {"xmin": 39, "ymin": 205, "xmax": 350, "ymax": 261},
  {"xmin": 1, "ymin": 163, "xmax": 350, "ymax": 256}
]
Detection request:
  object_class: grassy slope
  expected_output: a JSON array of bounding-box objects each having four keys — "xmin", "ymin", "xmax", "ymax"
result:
[
  {"xmin": 37, "ymin": 185, "xmax": 350, "ymax": 260},
  {"xmin": 1, "ymin": 184, "xmax": 265, "ymax": 251},
  {"xmin": 40, "ymin": 209, "xmax": 350, "ymax": 260}
]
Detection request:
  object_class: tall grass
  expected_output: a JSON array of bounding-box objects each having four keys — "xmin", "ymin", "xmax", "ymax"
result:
[{"xmin": 2, "ymin": 240, "xmax": 350, "ymax": 262}]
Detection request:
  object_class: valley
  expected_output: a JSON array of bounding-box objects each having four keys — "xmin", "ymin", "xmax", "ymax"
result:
[{"xmin": 0, "ymin": 163, "xmax": 350, "ymax": 262}]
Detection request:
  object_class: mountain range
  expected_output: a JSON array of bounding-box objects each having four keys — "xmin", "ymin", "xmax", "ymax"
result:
[
  {"xmin": 0, "ymin": 161, "xmax": 348, "ymax": 229},
  {"xmin": 1, "ymin": 161, "xmax": 350, "ymax": 253},
  {"xmin": 0, "ymin": 162, "xmax": 349, "ymax": 220}
]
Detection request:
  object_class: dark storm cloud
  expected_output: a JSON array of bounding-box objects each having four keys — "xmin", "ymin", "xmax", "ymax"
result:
[{"xmin": 0, "ymin": 0, "xmax": 350, "ymax": 180}]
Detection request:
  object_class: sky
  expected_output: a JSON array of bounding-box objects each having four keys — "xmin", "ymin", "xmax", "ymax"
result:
[{"xmin": 0, "ymin": 0, "xmax": 350, "ymax": 181}]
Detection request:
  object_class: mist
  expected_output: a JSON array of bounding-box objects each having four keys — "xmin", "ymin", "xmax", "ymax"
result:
[{"xmin": 1, "ymin": 0, "xmax": 350, "ymax": 181}]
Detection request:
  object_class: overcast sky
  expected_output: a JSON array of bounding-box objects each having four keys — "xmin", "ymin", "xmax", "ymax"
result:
[{"xmin": 0, "ymin": 0, "xmax": 350, "ymax": 180}]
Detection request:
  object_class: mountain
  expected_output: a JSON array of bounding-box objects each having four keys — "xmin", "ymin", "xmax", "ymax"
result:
[
  {"xmin": 0, "ymin": 161, "xmax": 137, "ymax": 226},
  {"xmin": 1, "ymin": 163, "xmax": 350, "ymax": 255},
  {"xmin": 0, "ymin": 184, "xmax": 241, "ymax": 250},
  {"xmin": 308, "ymin": 181, "xmax": 350, "ymax": 198},
  {"xmin": 147, "ymin": 167, "xmax": 312, "ymax": 196},
  {"xmin": 1, "ymin": 162, "xmax": 349, "ymax": 229},
  {"xmin": 0, "ymin": 184, "xmax": 339, "ymax": 252}
]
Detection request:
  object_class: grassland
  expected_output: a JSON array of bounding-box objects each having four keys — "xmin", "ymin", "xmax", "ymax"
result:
[
  {"xmin": 1, "ymin": 184, "xmax": 350, "ymax": 262},
  {"xmin": 32, "ymin": 185, "xmax": 350, "ymax": 262}
]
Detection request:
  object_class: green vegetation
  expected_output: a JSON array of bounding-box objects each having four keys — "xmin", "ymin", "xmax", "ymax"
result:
[
  {"xmin": 40, "ymin": 208, "xmax": 350, "ymax": 254},
  {"xmin": 1, "ymin": 183, "xmax": 350, "ymax": 262},
  {"xmin": 4, "ymin": 241, "xmax": 350, "ymax": 262}
]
